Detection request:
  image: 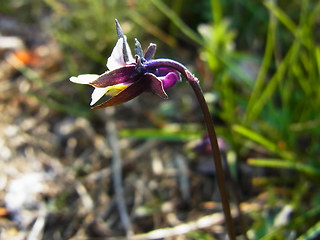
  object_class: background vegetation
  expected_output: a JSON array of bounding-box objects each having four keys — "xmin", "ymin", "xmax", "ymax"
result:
[{"xmin": 0, "ymin": 0, "xmax": 319, "ymax": 239}]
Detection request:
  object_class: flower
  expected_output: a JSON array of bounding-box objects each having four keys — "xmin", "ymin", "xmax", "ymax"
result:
[{"xmin": 70, "ymin": 20, "xmax": 184, "ymax": 109}]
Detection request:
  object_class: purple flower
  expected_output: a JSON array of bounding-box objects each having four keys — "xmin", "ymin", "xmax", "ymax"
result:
[{"xmin": 70, "ymin": 20, "xmax": 185, "ymax": 109}]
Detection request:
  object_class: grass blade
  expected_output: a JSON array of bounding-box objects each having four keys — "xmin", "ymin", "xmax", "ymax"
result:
[{"xmin": 248, "ymin": 158, "xmax": 320, "ymax": 178}]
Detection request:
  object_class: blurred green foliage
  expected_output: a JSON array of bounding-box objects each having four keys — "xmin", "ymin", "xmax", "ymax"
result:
[{"xmin": 2, "ymin": 0, "xmax": 320, "ymax": 238}]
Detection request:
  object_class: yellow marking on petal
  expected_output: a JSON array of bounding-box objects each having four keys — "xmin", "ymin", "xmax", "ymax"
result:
[
  {"xmin": 90, "ymin": 83, "xmax": 132, "ymax": 106},
  {"xmin": 105, "ymin": 84, "xmax": 132, "ymax": 97}
]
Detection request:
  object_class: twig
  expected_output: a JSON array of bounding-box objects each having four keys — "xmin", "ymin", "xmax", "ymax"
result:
[
  {"xmin": 84, "ymin": 168, "xmax": 111, "ymax": 183},
  {"xmin": 105, "ymin": 108, "xmax": 133, "ymax": 237},
  {"xmin": 131, "ymin": 209, "xmax": 238, "ymax": 240},
  {"xmin": 174, "ymin": 154, "xmax": 190, "ymax": 201},
  {"xmin": 27, "ymin": 203, "xmax": 46, "ymax": 240},
  {"xmin": 74, "ymin": 182, "xmax": 94, "ymax": 212}
]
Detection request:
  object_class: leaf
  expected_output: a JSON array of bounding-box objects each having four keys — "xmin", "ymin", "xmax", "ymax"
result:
[
  {"xmin": 232, "ymin": 125, "xmax": 294, "ymax": 160},
  {"xmin": 248, "ymin": 158, "xmax": 320, "ymax": 178}
]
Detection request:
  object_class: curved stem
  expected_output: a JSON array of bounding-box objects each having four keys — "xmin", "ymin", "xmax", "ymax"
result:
[
  {"xmin": 146, "ymin": 59, "xmax": 198, "ymax": 83},
  {"xmin": 188, "ymin": 80, "xmax": 236, "ymax": 240},
  {"xmin": 148, "ymin": 58, "xmax": 236, "ymax": 239}
]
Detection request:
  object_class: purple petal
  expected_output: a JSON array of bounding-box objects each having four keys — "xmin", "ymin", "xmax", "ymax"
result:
[
  {"xmin": 160, "ymin": 72, "xmax": 180, "ymax": 89},
  {"xmin": 144, "ymin": 73, "xmax": 168, "ymax": 99},
  {"xmin": 90, "ymin": 65, "xmax": 138, "ymax": 88},
  {"xmin": 91, "ymin": 78, "xmax": 146, "ymax": 109}
]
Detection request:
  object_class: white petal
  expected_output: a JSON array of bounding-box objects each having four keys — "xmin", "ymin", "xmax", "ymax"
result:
[
  {"xmin": 90, "ymin": 87, "xmax": 108, "ymax": 106},
  {"xmin": 70, "ymin": 74, "xmax": 99, "ymax": 84},
  {"xmin": 107, "ymin": 37, "xmax": 134, "ymax": 71},
  {"xmin": 107, "ymin": 38, "xmax": 125, "ymax": 71}
]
